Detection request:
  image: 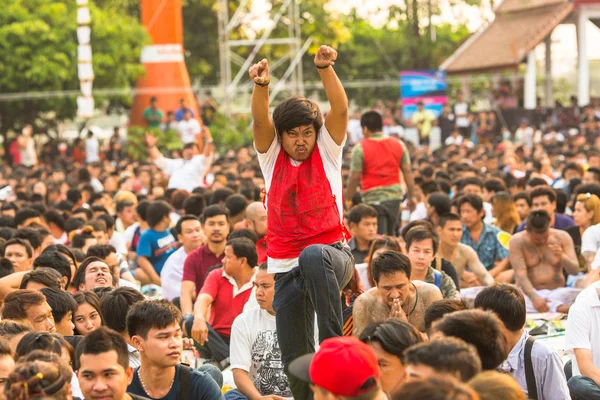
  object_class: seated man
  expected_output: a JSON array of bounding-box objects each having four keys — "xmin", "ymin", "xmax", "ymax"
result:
[
  {"xmin": 475, "ymin": 284, "xmax": 570, "ymax": 400},
  {"xmin": 228, "ymin": 263, "xmax": 291, "ymax": 399},
  {"xmin": 565, "ymin": 280, "xmax": 600, "ymax": 399},
  {"xmin": 353, "ymin": 251, "xmax": 443, "ymax": 335},
  {"xmin": 510, "ymin": 210, "xmax": 580, "ymax": 313},
  {"xmin": 436, "ymin": 213, "xmax": 493, "ymax": 288},
  {"xmin": 127, "ymin": 300, "xmax": 223, "ymax": 399},
  {"xmin": 187, "ymin": 237, "xmax": 257, "ymax": 367},
  {"xmin": 430, "ymin": 309, "xmax": 508, "ymax": 371},
  {"xmin": 39, "ymin": 287, "xmax": 77, "ymax": 336},
  {"xmin": 1, "ymin": 290, "xmax": 55, "ymax": 333},
  {"xmin": 100, "ymin": 287, "xmax": 146, "ymax": 368},
  {"xmin": 515, "ymin": 186, "xmax": 575, "ymax": 232},
  {"xmin": 404, "ymin": 227, "xmax": 459, "ymax": 299},
  {"xmin": 76, "ymin": 327, "xmax": 153, "ymax": 400},
  {"xmin": 404, "ymin": 337, "xmax": 481, "ymax": 383}
]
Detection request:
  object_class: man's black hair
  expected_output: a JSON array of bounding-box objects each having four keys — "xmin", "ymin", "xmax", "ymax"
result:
[
  {"xmin": 420, "ymin": 181, "xmax": 440, "ymax": 196},
  {"xmin": 372, "ymin": 251, "xmax": 411, "ymax": 283},
  {"xmin": 405, "ymin": 227, "xmax": 439, "ymax": 254},
  {"xmin": 0, "ymin": 258, "xmax": 14, "ymax": 278},
  {"xmin": 360, "ymin": 111, "xmax": 384, "ymax": 133},
  {"xmin": 72, "ymin": 207, "xmax": 93, "ymax": 221},
  {"xmin": 201, "ymin": 205, "xmax": 230, "ymax": 224},
  {"xmin": 39, "ymin": 288, "xmax": 77, "ymax": 323},
  {"xmin": 20, "ymin": 268, "xmax": 62, "ymax": 290},
  {"xmin": 348, "ymin": 204, "xmax": 378, "ymax": 225},
  {"xmin": 33, "ymin": 251, "xmax": 72, "ymax": 288},
  {"xmin": 272, "ymin": 96, "xmax": 323, "ymax": 138},
  {"xmin": 527, "ymin": 177, "xmax": 548, "ymax": 188},
  {"xmin": 66, "ymin": 189, "xmax": 82, "ymax": 205},
  {"xmin": 13, "ymin": 228, "xmax": 42, "ymax": 250},
  {"xmin": 459, "ymin": 177, "xmax": 483, "ymax": 190},
  {"xmin": 225, "ymin": 194, "xmax": 249, "ymax": 218},
  {"xmin": 526, "ymin": 209, "xmax": 551, "ymax": 233},
  {"xmin": 586, "ymin": 167, "xmax": 600, "ymax": 183},
  {"xmin": 86, "ymin": 244, "xmax": 117, "ymax": 260},
  {"xmin": 563, "ymin": 162, "xmax": 583, "ymax": 179},
  {"xmin": 44, "ymin": 210, "xmax": 65, "ymax": 231},
  {"xmin": 116, "ymin": 201, "xmax": 135, "ymax": 214},
  {"xmin": 135, "ymin": 200, "xmax": 151, "ymax": 222},
  {"xmin": 0, "ymin": 227, "xmax": 15, "ymax": 241},
  {"xmin": 96, "ymin": 214, "xmax": 115, "ymax": 231},
  {"xmin": 483, "ymin": 179, "xmax": 507, "ymax": 194},
  {"xmin": 438, "ymin": 213, "xmax": 461, "ymax": 229},
  {"xmin": 555, "ymin": 189, "xmax": 568, "ymax": 214},
  {"xmin": 530, "ymin": 186, "xmax": 556, "ymax": 203},
  {"xmin": 0, "ymin": 216, "xmax": 16, "ymax": 229},
  {"xmin": 14, "ymin": 208, "xmax": 40, "ymax": 227},
  {"xmin": 127, "ymin": 300, "xmax": 182, "ymax": 340},
  {"xmin": 359, "ymin": 319, "xmax": 423, "ymax": 360},
  {"xmin": 427, "ymin": 193, "xmax": 451, "ymax": 217},
  {"xmin": 227, "ymin": 237, "xmax": 258, "ymax": 267},
  {"xmin": 56, "ymin": 200, "xmax": 74, "ymax": 213},
  {"xmin": 64, "ymin": 217, "xmax": 86, "ymax": 235},
  {"xmin": 3, "ymin": 238, "xmax": 33, "ymax": 258},
  {"xmin": 183, "ymin": 194, "xmax": 205, "ymax": 216},
  {"xmin": 75, "ymin": 327, "xmax": 130, "ymax": 371},
  {"xmin": 424, "ymin": 299, "xmax": 467, "ymax": 334},
  {"xmin": 513, "ymin": 192, "xmax": 531, "ymax": 206},
  {"xmin": 209, "ymin": 188, "xmax": 235, "ymax": 206},
  {"xmin": 15, "ymin": 332, "xmax": 63, "ymax": 360},
  {"xmin": 474, "ymin": 284, "xmax": 526, "ymax": 332},
  {"xmin": 100, "ymin": 287, "xmax": 145, "ymax": 334},
  {"xmin": 432, "ymin": 309, "xmax": 508, "ymax": 370},
  {"xmin": 456, "ymin": 194, "xmax": 484, "ymax": 214},
  {"xmin": 227, "ymin": 228, "xmax": 258, "ymax": 243},
  {"xmin": 91, "ymin": 205, "xmax": 109, "ymax": 216},
  {"xmin": 175, "ymin": 215, "xmax": 200, "ymax": 237},
  {"xmin": 146, "ymin": 201, "xmax": 173, "ymax": 229}
]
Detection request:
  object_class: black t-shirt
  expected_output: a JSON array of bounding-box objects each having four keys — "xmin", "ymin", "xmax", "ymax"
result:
[
  {"xmin": 129, "ymin": 394, "xmax": 151, "ymax": 400},
  {"xmin": 127, "ymin": 364, "xmax": 223, "ymax": 400}
]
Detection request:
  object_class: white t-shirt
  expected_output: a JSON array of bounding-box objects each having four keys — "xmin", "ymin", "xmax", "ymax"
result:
[
  {"xmin": 445, "ymin": 135, "xmax": 463, "ymax": 146},
  {"xmin": 110, "ymin": 231, "xmax": 128, "ymax": 256},
  {"xmin": 230, "ymin": 307, "xmax": 292, "ymax": 397},
  {"xmin": 409, "ymin": 202, "xmax": 427, "ymax": 222},
  {"xmin": 124, "ymin": 222, "xmax": 140, "ymax": 248},
  {"xmin": 85, "ymin": 138, "xmax": 100, "ymax": 163},
  {"xmin": 154, "ymin": 154, "xmax": 210, "ymax": 192},
  {"xmin": 347, "ymin": 118, "xmax": 363, "ymax": 145},
  {"xmin": 566, "ymin": 281, "xmax": 600, "ymax": 376},
  {"xmin": 453, "ymin": 102, "xmax": 470, "ymax": 127},
  {"xmin": 256, "ymin": 125, "xmax": 345, "ymax": 274},
  {"xmin": 484, "ymin": 201, "xmax": 494, "ymax": 224},
  {"xmin": 177, "ymin": 119, "xmax": 201, "ymax": 144},
  {"xmin": 160, "ymin": 246, "xmax": 188, "ymax": 301},
  {"xmin": 582, "ymin": 224, "xmax": 600, "ymax": 255}
]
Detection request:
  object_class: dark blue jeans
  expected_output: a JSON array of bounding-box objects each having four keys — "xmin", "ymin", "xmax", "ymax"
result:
[
  {"xmin": 569, "ymin": 375, "xmax": 600, "ymax": 400},
  {"xmin": 273, "ymin": 243, "xmax": 354, "ymax": 400}
]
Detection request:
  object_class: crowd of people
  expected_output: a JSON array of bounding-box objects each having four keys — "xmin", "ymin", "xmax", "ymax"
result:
[{"xmin": 0, "ymin": 45, "xmax": 600, "ymax": 400}]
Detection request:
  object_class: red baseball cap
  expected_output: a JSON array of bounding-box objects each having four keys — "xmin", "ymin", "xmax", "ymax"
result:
[{"xmin": 288, "ymin": 336, "xmax": 380, "ymax": 397}]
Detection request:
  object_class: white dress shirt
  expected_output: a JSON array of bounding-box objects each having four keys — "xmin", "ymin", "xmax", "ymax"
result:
[
  {"xmin": 499, "ymin": 330, "xmax": 570, "ymax": 400},
  {"xmin": 160, "ymin": 246, "xmax": 188, "ymax": 301},
  {"xmin": 566, "ymin": 281, "xmax": 600, "ymax": 376}
]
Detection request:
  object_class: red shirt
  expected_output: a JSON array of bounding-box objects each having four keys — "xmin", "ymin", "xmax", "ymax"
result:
[
  {"xmin": 182, "ymin": 244, "xmax": 225, "ymax": 295},
  {"xmin": 200, "ymin": 268, "xmax": 254, "ymax": 338}
]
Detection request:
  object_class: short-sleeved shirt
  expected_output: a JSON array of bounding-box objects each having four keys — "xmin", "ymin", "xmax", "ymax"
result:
[
  {"xmin": 136, "ymin": 229, "xmax": 177, "ymax": 275},
  {"xmin": 515, "ymin": 213, "xmax": 575, "ymax": 233},
  {"xmin": 566, "ymin": 281, "xmax": 600, "ymax": 376},
  {"xmin": 143, "ymin": 107, "xmax": 163, "ymax": 128},
  {"xmin": 350, "ymin": 134, "xmax": 411, "ymax": 204},
  {"xmin": 230, "ymin": 307, "xmax": 292, "ymax": 397},
  {"xmin": 200, "ymin": 268, "xmax": 255, "ymax": 338},
  {"xmin": 411, "ymin": 110, "xmax": 436, "ymax": 137},
  {"xmin": 128, "ymin": 364, "xmax": 223, "ymax": 400},
  {"xmin": 154, "ymin": 155, "xmax": 210, "ymax": 192},
  {"xmin": 581, "ymin": 223, "xmax": 600, "ymax": 255},
  {"xmin": 182, "ymin": 244, "xmax": 225, "ymax": 295},
  {"xmin": 461, "ymin": 223, "xmax": 508, "ymax": 270}
]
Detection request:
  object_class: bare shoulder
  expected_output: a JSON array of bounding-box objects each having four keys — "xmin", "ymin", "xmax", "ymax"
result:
[
  {"xmin": 554, "ymin": 229, "xmax": 572, "ymax": 242},
  {"xmin": 354, "ymin": 290, "xmax": 379, "ymax": 310},
  {"xmin": 458, "ymin": 243, "xmax": 477, "ymax": 258},
  {"xmin": 509, "ymin": 231, "xmax": 527, "ymax": 245}
]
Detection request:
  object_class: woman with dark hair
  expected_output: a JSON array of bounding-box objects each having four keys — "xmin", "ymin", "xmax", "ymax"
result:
[
  {"xmin": 359, "ymin": 319, "xmax": 424, "ymax": 395},
  {"xmin": 69, "ymin": 226, "xmax": 97, "ymax": 255},
  {"xmin": 72, "ymin": 291, "xmax": 103, "ymax": 336},
  {"xmin": 43, "ymin": 244, "xmax": 78, "ymax": 290}
]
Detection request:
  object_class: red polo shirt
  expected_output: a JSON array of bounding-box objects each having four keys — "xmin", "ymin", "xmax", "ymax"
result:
[
  {"xmin": 200, "ymin": 268, "xmax": 254, "ymax": 338},
  {"xmin": 182, "ymin": 244, "xmax": 225, "ymax": 295}
]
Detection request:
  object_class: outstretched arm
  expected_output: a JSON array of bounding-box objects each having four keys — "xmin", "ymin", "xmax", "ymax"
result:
[
  {"xmin": 249, "ymin": 59, "xmax": 275, "ymax": 153},
  {"xmin": 315, "ymin": 45, "xmax": 348, "ymax": 146},
  {"xmin": 145, "ymin": 132, "xmax": 162, "ymax": 161}
]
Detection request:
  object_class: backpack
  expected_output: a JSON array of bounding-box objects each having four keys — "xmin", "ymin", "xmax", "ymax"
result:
[
  {"xmin": 179, "ymin": 364, "xmax": 191, "ymax": 400},
  {"xmin": 433, "ymin": 269, "xmax": 442, "ymax": 290}
]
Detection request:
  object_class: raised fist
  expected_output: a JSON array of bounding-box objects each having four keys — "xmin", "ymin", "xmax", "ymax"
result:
[
  {"xmin": 248, "ymin": 59, "xmax": 270, "ymax": 85},
  {"xmin": 314, "ymin": 45, "xmax": 338, "ymax": 68},
  {"xmin": 145, "ymin": 132, "xmax": 158, "ymax": 147}
]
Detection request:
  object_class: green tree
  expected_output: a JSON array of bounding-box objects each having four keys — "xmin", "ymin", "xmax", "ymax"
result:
[{"xmin": 0, "ymin": 0, "xmax": 148, "ymax": 136}]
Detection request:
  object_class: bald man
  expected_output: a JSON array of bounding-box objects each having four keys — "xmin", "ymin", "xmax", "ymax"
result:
[{"xmin": 245, "ymin": 202, "xmax": 268, "ymax": 263}]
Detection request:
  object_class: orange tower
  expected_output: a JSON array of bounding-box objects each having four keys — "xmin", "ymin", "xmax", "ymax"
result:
[{"xmin": 129, "ymin": 0, "xmax": 200, "ymax": 127}]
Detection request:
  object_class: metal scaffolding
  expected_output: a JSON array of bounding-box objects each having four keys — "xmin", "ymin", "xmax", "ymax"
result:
[{"xmin": 217, "ymin": 0, "xmax": 309, "ymax": 115}]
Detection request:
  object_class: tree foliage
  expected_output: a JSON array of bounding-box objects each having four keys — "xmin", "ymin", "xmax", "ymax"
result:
[{"xmin": 0, "ymin": 0, "xmax": 148, "ymax": 135}]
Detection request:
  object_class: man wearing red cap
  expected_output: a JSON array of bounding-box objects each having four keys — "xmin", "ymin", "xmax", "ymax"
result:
[
  {"xmin": 289, "ymin": 336, "xmax": 387, "ymax": 400},
  {"xmin": 249, "ymin": 45, "xmax": 354, "ymax": 400}
]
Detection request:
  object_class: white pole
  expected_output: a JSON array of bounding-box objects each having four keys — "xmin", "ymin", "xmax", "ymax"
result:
[
  {"xmin": 577, "ymin": 10, "xmax": 590, "ymax": 107},
  {"xmin": 524, "ymin": 50, "xmax": 536, "ymax": 110}
]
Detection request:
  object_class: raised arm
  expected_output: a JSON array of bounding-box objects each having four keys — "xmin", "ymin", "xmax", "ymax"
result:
[
  {"xmin": 249, "ymin": 59, "xmax": 275, "ymax": 153},
  {"xmin": 315, "ymin": 46, "xmax": 348, "ymax": 146},
  {"xmin": 145, "ymin": 132, "xmax": 162, "ymax": 161},
  {"xmin": 465, "ymin": 246, "xmax": 494, "ymax": 286}
]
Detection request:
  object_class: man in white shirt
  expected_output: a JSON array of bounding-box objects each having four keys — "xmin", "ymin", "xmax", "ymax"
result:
[
  {"xmin": 160, "ymin": 216, "xmax": 203, "ymax": 302},
  {"xmin": 566, "ymin": 280, "xmax": 600, "ymax": 399},
  {"xmin": 475, "ymin": 284, "xmax": 570, "ymax": 400},
  {"xmin": 145, "ymin": 127, "xmax": 214, "ymax": 192},
  {"xmin": 453, "ymin": 92, "xmax": 471, "ymax": 138},
  {"xmin": 85, "ymin": 131, "xmax": 100, "ymax": 164},
  {"xmin": 177, "ymin": 110, "xmax": 202, "ymax": 144},
  {"xmin": 228, "ymin": 263, "xmax": 292, "ymax": 399}
]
